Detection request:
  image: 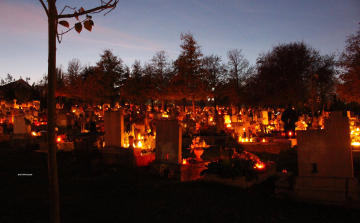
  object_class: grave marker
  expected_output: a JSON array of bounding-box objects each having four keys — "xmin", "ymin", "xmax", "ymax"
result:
[
  {"xmin": 155, "ymin": 119, "xmax": 182, "ymax": 164},
  {"xmin": 295, "ymin": 111, "xmax": 358, "ymax": 202},
  {"xmin": 104, "ymin": 110, "xmax": 124, "ymax": 147}
]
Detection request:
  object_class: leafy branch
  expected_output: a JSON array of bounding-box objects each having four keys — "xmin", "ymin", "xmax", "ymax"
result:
[{"xmin": 39, "ymin": 0, "xmax": 119, "ymax": 43}]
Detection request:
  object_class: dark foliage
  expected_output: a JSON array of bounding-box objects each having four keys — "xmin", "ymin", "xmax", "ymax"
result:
[{"xmin": 200, "ymin": 158, "xmax": 259, "ymax": 181}]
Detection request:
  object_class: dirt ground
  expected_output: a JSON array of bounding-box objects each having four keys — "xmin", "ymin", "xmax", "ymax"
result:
[{"xmin": 1, "ymin": 143, "xmax": 360, "ymax": 223}]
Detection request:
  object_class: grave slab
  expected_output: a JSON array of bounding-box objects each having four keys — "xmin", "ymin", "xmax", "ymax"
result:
[{"xmin": 295, "ymin": 111, "xmax": 359, "ymax": 203}]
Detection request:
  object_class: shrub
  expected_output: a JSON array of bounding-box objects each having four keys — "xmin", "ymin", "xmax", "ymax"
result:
[{"xmin": 200, "ymin": 158, "xmax": 259, "ymax": 181}]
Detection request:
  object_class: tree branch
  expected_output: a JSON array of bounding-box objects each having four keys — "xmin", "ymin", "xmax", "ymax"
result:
[
  {"xmin": 59, "ymin": 5, "xmax": 76, "ymax": 16},
  {"xmin": 57, "ymin": 17, "xmax": 89, "ymax": 37},
  {"xmin": 57, "ymin": 0, "xmax": 118, "ymax": 19},
  {"xmin": 38, "ymin": 0, "xmax": 49, "ymax": 17}
]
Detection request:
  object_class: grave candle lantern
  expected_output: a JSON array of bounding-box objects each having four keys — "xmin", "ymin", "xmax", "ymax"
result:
[{"xmin": 137, "ymin": 141, "xmax": 143, "ymax": 148}]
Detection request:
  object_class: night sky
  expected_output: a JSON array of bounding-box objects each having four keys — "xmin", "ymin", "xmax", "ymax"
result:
[{"xmin": 1, "ymin": 0, "xmax": 359, "ymax": 83}]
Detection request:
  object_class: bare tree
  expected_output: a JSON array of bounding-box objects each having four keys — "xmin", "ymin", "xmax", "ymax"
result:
[
  {"xmin": 202, "ymin": 54, "xmax": 227, "ymax": 113},
  {"xmin": 0, "ymin": 73, "xmax": 15, "ymax": 85},
  {"xmin": 337, "ymin": 24, "xmax": 360, "ymax": 103},
  {"xmin": 38, "ymin": 1, "xmax": 119, "ymax": 222},
  {"xmin": 227, "ymin": 49, "xmax": 251, "ymax": 108},
  {"xmin": 227, "ymin": 49, "xmax": 250, "ymax": 88},
  {"xmin": 150, "ymin": 50, "xmax": 172, "ymax": 111}
]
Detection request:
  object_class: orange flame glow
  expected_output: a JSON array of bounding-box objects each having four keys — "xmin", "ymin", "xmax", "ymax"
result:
[
  {"xmin": 137, "ymin": 141, "xmax": 142, "ymax": 148},
  {"xmin": 255, "ymin": 162, "xmax": 265, "ymax": 169}
]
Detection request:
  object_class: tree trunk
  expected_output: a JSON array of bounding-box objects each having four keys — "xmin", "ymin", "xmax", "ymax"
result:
[
  {"xmin": 47, "ymin": 1, "xmax": 60, "ymax": 222},
  {"xmin": 164, "ymin": 100, "xmax": 168, "ymax": 111},
  {"xmin": 161, "ymin": 99, "xmax": 164, "ymax": 112},
  {"xmin": 183, "ymin": 98, "xmax": 186, "ymax": 112},
  {"xmin": 151, "ymin": 98, "xmax": 155, "ymax": 112},
  {"xmin": 213, "ymin": 96, "xmax": 217, "ymax": 115}
]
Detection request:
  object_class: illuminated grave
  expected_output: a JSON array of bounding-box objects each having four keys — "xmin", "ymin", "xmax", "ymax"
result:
[
  {"xmin": 9, "ymin": 115, "xmax": 38, "ymax": 147},
  {"xmin": 102, "ymin": 110, "xmax": 155, "ymax": 167},
  {"xmin": 149, "ymin": 119, "xmax": 209, "ymax": 181}
]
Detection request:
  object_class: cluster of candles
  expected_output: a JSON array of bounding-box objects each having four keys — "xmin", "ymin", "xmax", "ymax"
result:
[
  {"xmin": 123, "ymin": 133, "xmax": 157, "ymax": 155},
  {"xmin": 238, "ymin": 137, "xmax": 268, "ymax": 143},
  {"xmin": 350, "ymin": 126, "xmax": 360, "ymax": 146}
]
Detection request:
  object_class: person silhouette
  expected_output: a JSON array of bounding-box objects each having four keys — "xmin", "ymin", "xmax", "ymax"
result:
[{"xmin": 281, "ymin": 103, "xmax": 298, "ymax": 138}]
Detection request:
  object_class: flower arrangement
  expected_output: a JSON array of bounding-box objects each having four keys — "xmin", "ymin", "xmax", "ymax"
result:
[
  {"xmin": 200, "ymin": 157, "xmax": 259, "ymax": 181},
  {"xmin": 141, "ymin": 135, "xmax": 156, "ymax": 155},
  {"xmin": 188, "ymin": 137, "xmax": 209, "ymax": 153},
  {"xmin": 24, "ymin": 115, "xmax": 34, "ymax": 125},
  {"xmin": 200, "ymin": 150, "xmax": 270, "ymax": 181},
  {"xmin": 232, "ymin": 151, "xmax": 268, "ymax": 170},
  {"xmin": 232, "ymin": 151, "xmax": 260, "ymax": 163}
]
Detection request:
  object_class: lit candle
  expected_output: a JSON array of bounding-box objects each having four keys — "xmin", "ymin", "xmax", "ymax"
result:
[{"xmin": 137, "ymin": 141, "xmax": 143, "ymax": 148}]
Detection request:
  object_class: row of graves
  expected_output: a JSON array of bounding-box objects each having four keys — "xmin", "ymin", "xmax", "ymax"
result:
[
  {"xmin": 100, "ymin": 106, "xmax": 359, "ymax": 207},
  {"xmin": 0, "ymin": 100, "xmax": 44, "ymax": 145},
  {"xmin": 0, "ymin": 100, "xmax": 42, "ymax": 133},
  {"xmin": 2, "ymin": 99, "xmax": 359, "ymax": 206}
]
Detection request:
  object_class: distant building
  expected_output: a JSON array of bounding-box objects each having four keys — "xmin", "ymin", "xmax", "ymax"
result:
[{"xmin": 0, "ymin": 79, "xmax": 37, "ymax": 103}]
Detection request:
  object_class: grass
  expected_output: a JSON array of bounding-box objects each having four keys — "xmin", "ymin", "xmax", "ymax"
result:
[{"xmin": 1, "ymin": 143, "xmax": 359, "ymax": 223}]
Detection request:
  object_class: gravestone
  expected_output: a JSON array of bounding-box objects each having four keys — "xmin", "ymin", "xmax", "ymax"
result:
[
  {"xmin": 260, "ymin": 110, "xmax": 268, "ymax": 125},
  {"xmin": 104, "ymin": 110, "xmax": 124, "ymax": 147},
  {"xmin": 234, "ymin": 122, "xmax": 244, "ymax": 137},
  {"xmin": 347, "ymin": 111, "xmax": 355, "ymax": 119},
  {"xmin": 217, "ymin": 115, "xmax": 224, "ymax": 132},
  {"xmin": 102, "ymin": 110, "xmax": 154, "ymax": 167},
  {"xmin": 231, "ymin": 115, "xmax": 238, "ymax": 123},
  {"xmin": 135, "ymin": 123, "xmax": 146, "ymax": 136},
  {"xmin": 231, "ymin": 106, "xmax": 236, "ymax": 116},
  {"xmin": 80, "ymin": 115, "xmax": 87, "ymax": 133},
  {"xmin": 241, "ymin": 120, "xmax": 252, "ymax": 138},
  {"xmin": 224, "ymin": 115, "xmax": 231, "ymax": 124},
  {"xmin": 130, "ymin": 123, "xmax": 136, "ymax": 136},
  {"xmin": 295, "ymin": 111, "xmax": 358, "ymax": 202},
  {"xmin": 150, "ymin": 119, "xmax": 209, "ymax": 181},
  {"xmin": 13, "ymin": 116, "xmax": 29, "ymax": 134},
  {"xmin": 56, "ymin": 112, "xmax": 67, "ymax": 128},
  {"xmin": 155, "ymin": 119, "xmax": 182, "ymax": 164}
]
